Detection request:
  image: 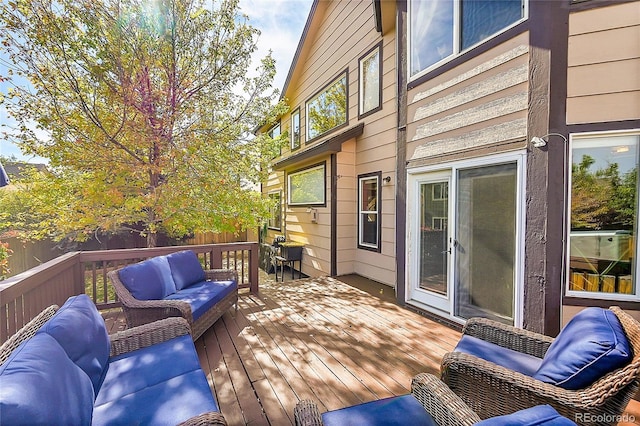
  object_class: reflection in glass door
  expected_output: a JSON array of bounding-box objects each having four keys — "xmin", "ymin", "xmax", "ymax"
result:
[
  {"xmin": 454, "ymin": 163, "xmax": 517, "ymax": 324},
  {"xmin": 419, "ymin": 181, "xmax": 449, "ymax": 296}
]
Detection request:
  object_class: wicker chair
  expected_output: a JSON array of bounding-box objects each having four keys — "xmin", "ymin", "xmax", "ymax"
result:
[
  {"xmin": 108, "ymin": 267, "xmax": 238, "ymax": 341},
  {"xmin": 294, "ymin": 373, "xmax": 481, "ymax": 426},
  {"xmin": 0, "ymin": 305, "xmax": 59, "ymax": 366},
  {"xmin": 441, "ymin": 306, "xmax": 640, "ymax": 425}
]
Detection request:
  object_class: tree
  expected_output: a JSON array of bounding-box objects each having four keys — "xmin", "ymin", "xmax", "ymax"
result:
[{"xmin": 0, "ymin": 0, "xmax": 287, "ymax": 246}]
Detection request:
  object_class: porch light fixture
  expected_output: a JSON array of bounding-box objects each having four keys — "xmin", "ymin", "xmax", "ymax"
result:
[
  {"xmin": 530, "ymin": 133, "xmax": 568, "ymax": 148},
  {"xmin": 383, "ymin": 176, "xmax": 392, "ymax": 184}
]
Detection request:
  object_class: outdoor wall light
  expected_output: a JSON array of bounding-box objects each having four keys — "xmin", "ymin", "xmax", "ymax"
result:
[
  {"xmin": 383, "ymin": 176, "xmax": 392, "ymax": 184},
  {"xmin": 530, "ymin": 133, "xmax": 568, "ymax": 148}
]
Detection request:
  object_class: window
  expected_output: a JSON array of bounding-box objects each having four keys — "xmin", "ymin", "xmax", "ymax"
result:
[
  {"xmin": 291, "ymin": 109, "xmax": 301, "ymax": 151},
  {"xmin": 268, "ymin": 191, "xmax": 282, "ymax": 230},
  {"xmin": 268, "ymin": 122, "xmax": 282, "ymax": 158},
  {"xmin": 432, "ymin": 182, "xmax": 448, "ymax": 200},
  {"xmin": 288, "ymin": 163, "xmax": 326, "ymax": 206},
  {"xmin": 567, "ymin": 131, "xmax": 640, "ymax": 300},
  {"xmin": 358, "ymin": 173, "xmax": 381, "ymax": 251},
  {"xmin": 306, "ymin": 71, "xmax": 348, "ymax": 141},
  {"xmin": 359, "ymin": 44, "xmax": 382, "ymax": 117},
  {"xmin": 409, "ymin": 0, "xmax": 525, "ymax": 78}
]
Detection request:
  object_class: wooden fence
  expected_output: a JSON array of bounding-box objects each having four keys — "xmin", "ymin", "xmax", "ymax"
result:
[{"xmin": 0, "ymin": 242, "xmax": 259, "ymax": 344}]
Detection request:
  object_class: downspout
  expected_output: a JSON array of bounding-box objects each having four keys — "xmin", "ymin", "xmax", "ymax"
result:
[{"xmin": 331, "ymin": 153, "xmax": 337, "ymax": 276}]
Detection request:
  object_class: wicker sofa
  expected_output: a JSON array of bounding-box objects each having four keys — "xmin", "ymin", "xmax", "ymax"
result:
[
  {"xmin": 0, "ymin": 295, "xmax": 226, "ymax": 425},
  {"xmin": 441, "ymin": 306, "xmax": 640, "ymax": 425},
  {"xmin": 108, "ymin": 250, "xmax": 238, "ymax": 340}
]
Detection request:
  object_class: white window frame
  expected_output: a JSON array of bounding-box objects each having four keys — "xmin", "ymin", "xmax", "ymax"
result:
[
  {"xmin": 408, "ymin": 0, "xmax": 528, "ymax": 81},
  {"xmin": 358, "ymin": 173, "xmax": 381, "ymax": 251},
  {"xmin": 359, "ymin": 43, "xmax": 382, "ymax": 118},
  {"xmin": 566, "ymin": 129, "xmax": 640, "ymax": 302}
]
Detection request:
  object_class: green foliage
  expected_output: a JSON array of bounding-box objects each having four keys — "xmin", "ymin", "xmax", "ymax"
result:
[
  {"xmin": 0, "ymin": 241, "xmax": 12, "ymax": 279},
  {"xmin": 571, "ymin": 154, "xmax": 637, "ymax": 230},
  {"xmin": 0, "ymin": 0, "xmax": 288, "ymax": 246}
]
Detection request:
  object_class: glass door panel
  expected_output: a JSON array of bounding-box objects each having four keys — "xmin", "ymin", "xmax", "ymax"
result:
[
  {"xmin": 419, "ymin": 181, "xmax": 449, "ymax": 296},
  {"xmin": 454, "ymin": 163, "xmax": 517, "ymax": 324}
]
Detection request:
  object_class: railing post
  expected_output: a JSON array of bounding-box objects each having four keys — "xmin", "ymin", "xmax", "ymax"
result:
[{"xmin": 249, "ymin": 242, "xmax": 259, "ymax": 294}]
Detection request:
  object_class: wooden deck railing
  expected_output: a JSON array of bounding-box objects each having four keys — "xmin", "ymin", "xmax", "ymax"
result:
[{"xmin": 0, "ymin": 242, "xmax": 259, "ymax": 344}]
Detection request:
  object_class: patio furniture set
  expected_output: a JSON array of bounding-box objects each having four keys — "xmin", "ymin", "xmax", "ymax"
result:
[{"xmin": 1, "ymin": 249, "xmax": 639, "ymax": 425}]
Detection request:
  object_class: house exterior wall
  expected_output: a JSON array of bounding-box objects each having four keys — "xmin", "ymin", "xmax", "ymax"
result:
[
  {"xmin": 561, "ymin": 0, "xmax": 640, "ymax": 324},
  {"xmin": 406, "ymin": 32, "xmax": 530, "ymax": 166},
  {"xmin": 262, "ymin": 0, "xmax": 398, "ymax": 285},
  {"xmin": 566, "ymin": 1, "xmax": 640, "ymax": 125}
]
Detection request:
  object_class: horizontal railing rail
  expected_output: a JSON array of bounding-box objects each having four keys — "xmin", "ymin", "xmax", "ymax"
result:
[{"xmin": 0, "ymin": 242, "xmax": 259, "ymax": 344}]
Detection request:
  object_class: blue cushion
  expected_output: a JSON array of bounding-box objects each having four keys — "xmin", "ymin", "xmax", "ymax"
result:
[
  {"xmin": 94, "ymin": 334, "xmax": 218, "ymax": 425},
  {"xmin": 455, "ymin": 335, "xmax": 543, "ymax": 377},
  {"xmin": 118, "ymin": 256, "xmax": 177, "ymax": 300},
  {"xmin": 96, "ymin": 334, "xmax": 208, "ymax": 406},
  {"xmin": 533, "ymin": 307, "xmax": 632, "ymax": 390},
  {"xmin": 164, "ymin": 279, "xmax": 237, "ymax": 321},
  {"xmin": 475, "ymin": 404, "xmax": 576, "ymax": 425},
  {"xmin": 0, "ymin": 333, "xmax": 94, "ymax": 425},
  {"xmin": 37, "ymin": 294, "xmax": 110, "ymax": 396},
  {"xmin": 322, "ymin": 395, "xmax": 437, "ymax": 426},
  {"xmin": 166, "ymin": 250, "xmax": 206, "ymax": 291},
  {"xmin": 93, "ymin": 370, "xmax": 218, "ymax": 425}
]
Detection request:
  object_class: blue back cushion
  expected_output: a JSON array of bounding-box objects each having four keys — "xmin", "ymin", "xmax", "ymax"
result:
[
  {"xmin": 454, "ymin": 335, "xmax": 543, "ymax": 377},
  {"xmin": 533, "ymin": 307, "xmax": 632, "ymax": 390},
  {"xmin": 0, "ymin": 333, "xmax": 94, "ymax": 425},
  {"xmin": 37, "ymin": 294, "xmax": 110, "ymax": 396},
  {"xmin": 475, "ymin": 405, "xmax": 576, "ymax": 425},
  {"xmin": 118, "ymin": 256, "xmax": 177, "ymax": 300},
  {"xmin": 166, "ymin": 250, "xmax": 206, "ymax": 290}
]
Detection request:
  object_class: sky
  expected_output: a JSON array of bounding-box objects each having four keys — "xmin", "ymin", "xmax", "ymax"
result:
[{"xmin": 0, "ymin": 0, "xmax": 313, "ymax": 163}]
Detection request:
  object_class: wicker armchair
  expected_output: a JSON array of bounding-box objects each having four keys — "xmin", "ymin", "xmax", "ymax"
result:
[
  {"xmin": 441, "ymin": 306, "xmax": 640, "ymax": 424},
  {"xmin": 108, "ymin": 267, "xmax": 238, "ymax": 341},
  {"xmin": 0, "ymin": 305, "xmax": 59, "ymax": 366},
  {"xmin": 294, "ymin": 373, "xmax": 481, "ymax": 426}
]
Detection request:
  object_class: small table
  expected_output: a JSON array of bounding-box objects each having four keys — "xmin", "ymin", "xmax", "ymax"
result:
[{"xmin": 275, "ymin": 243, "xmax": 304, "ymax": 281}]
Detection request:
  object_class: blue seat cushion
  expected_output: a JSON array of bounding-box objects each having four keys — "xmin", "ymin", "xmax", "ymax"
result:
[
  {"xmin": 0, "ymin": 333, "xmax": 94, "ymax": 425},
  {"xmin": 94, "ymin": 334, "xmax": 217, "ymax": 425},
  {"xmin": 533, "ymin": 307, "xmax": 632, "ymax": 390},
  {"xmin": 96, "ymin": 334, "xmax": 209, "ymax": 405},
  {"xmin": 166, "ymin": 250, "xmax": 206, "ymax": 291},
  {"xmin": 454, "ymin": 335, "xmax": 543, "ymax": 377},
  {"xmin": 93, "ymin": 370, "xmax": 217, "ymax": 425},
  {"xmin": 118, "ymin": 256, "xmax": 177, "ymax": 300},
  {"xmin": 321, "ymin": 395, "xmax": 437, "ymax": 426},
  {"xmin": 164, "ymin": 279, "xmax": 237, "ymax": 321},
  {"xmin": 37, "ymin": 294, "xmax": 110, "ymax": 396},
  {"xmin": 475, "ymin": 404, "xmax": 576, "ymax": 425}
]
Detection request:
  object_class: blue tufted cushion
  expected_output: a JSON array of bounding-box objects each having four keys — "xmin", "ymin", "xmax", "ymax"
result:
[
  {"xmin": 166, "ymin": 250, "xmax": 206, "ymax": 291},
  {"xmin": 37, "ymin": 294, "xmax": 110, "ymax": 396},
  {"xmin": 475, "ymin": 404, "xmax": 576, "ymax": 425},
  {"xmin": 454, "ymin": 335, "xmax": 543, "ymax": 377},
  {"xmin": 533, "ymin": 307, "xmax": 632, "ymax": 390},
  {"xmin": 164, "ymin": 279, "xmax": 237, "ymax": 321},
  {"xmin": 93, "ymin": 334, "xmax": 218, "ymax": 425},
  {"xmin": 321, "ymin": 395, "xmax": 437, "ymax": 426},
  {"xmin": 0, "ymin": 333, "xmax": 95, "ymax": 425},
  {"xmin": 118, "ymin": 256, "xmax": 177, "ymax": 300}
]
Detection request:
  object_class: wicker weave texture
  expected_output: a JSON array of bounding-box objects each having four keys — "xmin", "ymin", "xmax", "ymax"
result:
[
  {"xmin": 441, "ymin": 307, "xmax": 640, "ymax": 425},
  {"xmin": 108, "ymin": 267, "xmax": 238, "ymax": 341},
  {"xmin": 0, "ymin": 305, "xmax": 58, "ymax": 366}
]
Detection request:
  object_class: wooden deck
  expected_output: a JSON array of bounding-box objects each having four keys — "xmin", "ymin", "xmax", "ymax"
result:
[
  {"xmin": 104, "ymin": 272, "xmax": 640, "ymax": 425},
  {"xmin": 105, "ymin": 273, "xmax": 461, "ymax": 425}
]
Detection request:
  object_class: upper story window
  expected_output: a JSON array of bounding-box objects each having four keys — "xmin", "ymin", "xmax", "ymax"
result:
[
  {"xmin": 306, "ymin": 71, "xmax": 348, "ymax": 141},
  {"xmin": 291, "ymin": 108, "xmax": 301, "ymax": 151},
  {"xmin": 268, "ymin": 121, "xmax": 281, "ymax": 157},
  {"xmin": 409, "ymin": 0, "xmax": 525, "ymax": 78},
  {"xmin": 359, "ymin": 44, "xmax": 382, "ymax": 118},
  {"xmin": 567, "ymin": 130, "xmax": 640, "ymax": 301}
]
